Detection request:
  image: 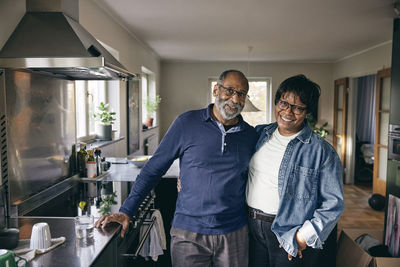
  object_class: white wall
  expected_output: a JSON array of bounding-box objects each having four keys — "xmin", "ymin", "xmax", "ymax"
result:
[
  {"xmin": 0, "ymin": 1, "xmax": 25, "ymax": 49},
  {"xmin": 80, "ymin": 0, "xmax": 161, "ymax": 156},
  {"xmin": 80, "ymin": 0, "xmax": 160, "ymax": 75},
  {"xmin": 160, "ymin": 61, "xmax": 333, "ymax": 140},
  {"xmin": 333, "ymin": 41, "xmax": 392, "ymax": 79}
]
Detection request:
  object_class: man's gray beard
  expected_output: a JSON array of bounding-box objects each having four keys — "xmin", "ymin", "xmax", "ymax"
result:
[{"xmin": 215, "ymin": 94, "xmax": 244, "ymax": 121}]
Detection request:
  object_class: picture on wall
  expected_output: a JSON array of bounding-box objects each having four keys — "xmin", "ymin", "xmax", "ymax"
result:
[{"xmin": 385, "ymin": 194, "xmax": 400, "ymax": 257}]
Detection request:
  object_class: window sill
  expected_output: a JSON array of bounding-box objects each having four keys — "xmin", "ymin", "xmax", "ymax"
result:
[
  {"xmin": 86, "ymin": 136, "xmax": 125, "ymax": 149},
  {"xmin": 142, "ymin": 125, "xmax": 158, "ymax": 132}
]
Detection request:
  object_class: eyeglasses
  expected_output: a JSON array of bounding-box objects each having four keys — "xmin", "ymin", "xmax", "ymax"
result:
[
  {"xmin": 218, "ymin": 84, "xmax": 248, "ymax": 99},
  {"xmin": 277, "ymin": 100, "xmax": 307, "ymax": 115}
]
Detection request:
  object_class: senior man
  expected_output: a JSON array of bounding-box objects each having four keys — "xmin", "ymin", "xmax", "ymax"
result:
[{"xmin": 95, "ymin": 69, "xmax": 257, "ymax": 267}]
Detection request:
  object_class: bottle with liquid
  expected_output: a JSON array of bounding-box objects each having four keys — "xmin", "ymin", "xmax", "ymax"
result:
[
  {"xmin": 94, "ymin": 147, "xmax": 102, "ymax": 176},
  {"xmin": 86, "ymin": 149, "xmax": 97, "ymax": 178},
  {"xmin": 77, "ymin": 143, "xmax": 88, "ymax": 177},
  {"xmin": 87, "ymin": 149, "xmax": 95, "ymax": 162},
  {"xmin": 69, "ymin": 144, "xmax": 77, "ymax": 176}
]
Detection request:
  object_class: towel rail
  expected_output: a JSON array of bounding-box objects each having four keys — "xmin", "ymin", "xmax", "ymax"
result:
[{"xmin": 121, "ymin": 216, "xmax": 156, "ymax": 259}]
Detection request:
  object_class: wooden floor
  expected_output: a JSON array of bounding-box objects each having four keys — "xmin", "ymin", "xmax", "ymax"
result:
[{"xmin": 338, "ymin": 184, "xmax": 385, "ymax": 233}]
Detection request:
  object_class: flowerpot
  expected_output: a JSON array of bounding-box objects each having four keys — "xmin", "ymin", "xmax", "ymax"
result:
[
  {"xmin": 97, "ymin": 124, "xmax": 112, "ymax": 141},
  {"xmin": 145, "ymin": 117, "xmax": 154, "ymax": 127},
  {"xmin": 112, "ymin": 130, "xmax": 118, "ymax": 140}
]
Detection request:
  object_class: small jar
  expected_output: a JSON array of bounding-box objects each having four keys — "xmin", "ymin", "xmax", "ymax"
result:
[{"xmin": 86, "ymin": 162, "xmax": 97, "ymax": 178}]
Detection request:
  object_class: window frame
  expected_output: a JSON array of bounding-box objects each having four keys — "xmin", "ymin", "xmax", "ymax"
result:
[
  {"xmin": 75, "ymin": 80, "xmax": 107, "ymax": 142},
  {"xmin": 141, "ymin": 66, "xmax": 157, "ymax": 130}
]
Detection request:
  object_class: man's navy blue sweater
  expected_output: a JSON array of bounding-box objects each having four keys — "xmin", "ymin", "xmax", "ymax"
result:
[{"xmin": 120, "ymin": 105, "xmax": 257, "ymax": 234}]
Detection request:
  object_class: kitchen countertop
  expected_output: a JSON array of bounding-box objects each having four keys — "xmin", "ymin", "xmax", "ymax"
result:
[
  {"xmin": 9, "ymin": 216, "xmax": 121, "ymax": 267},
  {"xmin": 91, "ymin": 157, "xmax": 180, "ymax": 182},
  {"xmin": 6, "ymin": 157, "xmax": 178, "ymax": 266}
]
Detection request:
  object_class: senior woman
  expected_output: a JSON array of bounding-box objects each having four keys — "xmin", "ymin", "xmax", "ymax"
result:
[{"xmin": 246, "ymin": 74, "xmax": 344, "ymax": 267}]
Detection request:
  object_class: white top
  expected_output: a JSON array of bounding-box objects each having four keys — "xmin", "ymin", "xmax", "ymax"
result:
[{"xmin": 246, "ymin": 128, "xmax": 300, "ymax": 214}]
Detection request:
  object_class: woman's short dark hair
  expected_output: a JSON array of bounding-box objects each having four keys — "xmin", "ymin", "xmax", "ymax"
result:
[{"xmin": 275, "ymin": 74, "xmax": 321, "ymax": 118}]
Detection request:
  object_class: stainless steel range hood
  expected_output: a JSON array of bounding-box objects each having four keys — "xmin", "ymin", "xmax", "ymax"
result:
[{"xmin": 0, "ymin": 0, "xmax": 135, "ymax": 80}]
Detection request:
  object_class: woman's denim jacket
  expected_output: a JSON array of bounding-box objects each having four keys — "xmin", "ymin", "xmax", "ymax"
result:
[{"xmin": 255, "ymin": 121, "xmax": 345, "ymax": 256}]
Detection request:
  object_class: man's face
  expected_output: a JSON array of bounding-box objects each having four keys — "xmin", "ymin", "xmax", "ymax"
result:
[
  {"xmin": 275, "ymin": 91, "xmax": 307, "ymax": 136},
  {"xmin": 213, "ymin": 73, "xmax": 248, "ymax": 121}
]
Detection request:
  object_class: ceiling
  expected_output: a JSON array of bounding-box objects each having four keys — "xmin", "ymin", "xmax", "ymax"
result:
[{"xmin": 93, "ymin": 0, "xmax": 396, "ymax": 62}]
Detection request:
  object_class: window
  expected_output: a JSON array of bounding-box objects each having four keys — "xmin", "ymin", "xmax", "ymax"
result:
[
  {"xmin": 141, "ymin": 67, "xmax": 157, "ymax": 128},
  {"xmin": 75, "ymin": 41, "xmax": 121, "ymax": 141},
  {"xmin": 210, "ymin": 78, "xmax": 272, "ymax": 126},
  {"xmin": 75, "ymin": 81, "xmax": 106, "ymax": 140}
]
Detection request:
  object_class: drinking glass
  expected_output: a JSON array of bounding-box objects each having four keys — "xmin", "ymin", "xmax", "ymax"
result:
[{"xmin": 74, "ymin": 215, "xmax": 94, "ymax": 239}]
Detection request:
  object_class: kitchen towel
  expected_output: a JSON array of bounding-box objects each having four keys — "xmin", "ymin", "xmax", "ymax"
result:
[
  {"xmin": 152, "ymin": 209, "xmax": 166, "ymax": 250},
  {"xmin": 13, "ymin": 237, "xmax": 66, "ymax": 262},
  {"xmin": 139, "ymin": 209, "xmax": 166, "ymax": 261}
]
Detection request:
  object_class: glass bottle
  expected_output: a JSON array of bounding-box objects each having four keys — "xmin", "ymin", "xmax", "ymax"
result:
[
  {"xmin": 86, "ymin": 149, "xmax": 97, "ymax": 178},
  {"xmin": 94, "ymin": 147, "xmax": 102, "ymax": 176},
  {"xmin": 87, "ymin": 149, "xmax": 95, "ymax": 162},
  {"xmin": 69, "ymin": 144, "xmax": 77, "ymax": 176},
  {"xmin": 77, "ymin": 143, "xmax": 87, "ymax": 177}
]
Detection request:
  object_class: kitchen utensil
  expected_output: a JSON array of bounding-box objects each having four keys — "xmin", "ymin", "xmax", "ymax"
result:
[
  {"xmin": 0, "ymin": 228, "xmax": 19, "ymax": 249},
  {"xmin": 30, "ymin": 222, "xmax": 52, "ymax": 250},
  {"xmin": 106, "ymin": 157, "xmax": 128, "ymax": 164},
  {"xmin": 128, "ymin": 156, "xmax": 151, "ymax": 168},
  {"xmin": 0, "ymin": 249, "xmax": 27, "ymax": 267}
]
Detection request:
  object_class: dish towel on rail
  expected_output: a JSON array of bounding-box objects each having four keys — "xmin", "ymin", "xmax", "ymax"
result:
[{"xmin": 139, "ymin": 209, "xmax": 166, "ymax": 261}]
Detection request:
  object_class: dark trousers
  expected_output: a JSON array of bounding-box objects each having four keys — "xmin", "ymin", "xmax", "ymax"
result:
[
  {"xmin": 248, "ymin": 216, "xmax": 322, "ymax": 267},
  {"xmin": 170, "ymin": 225, "xmax": 248, "ymax": 267}
]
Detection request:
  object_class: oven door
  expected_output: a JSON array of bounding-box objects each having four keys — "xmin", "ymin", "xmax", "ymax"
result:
[
  {"xmin": 388, "ymin": 133, "xmax": 400, "ymax": 161},
  {"xmin": 387, "ymin": 159, "xmax": 400, "ymax": 188}
]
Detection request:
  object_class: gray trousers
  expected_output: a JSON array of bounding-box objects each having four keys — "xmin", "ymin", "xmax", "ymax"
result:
[{"xmin": 170, "ymin": 225, "xmax": 248, "ymax": 267}]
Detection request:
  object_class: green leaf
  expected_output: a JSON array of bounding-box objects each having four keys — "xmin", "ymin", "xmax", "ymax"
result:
[
  {"xmin": 98, "ymin": 191, "xmax": 118, "ymax": 215},
  {"xmin": 307, "ymin": 114, "xmax": 329, "ymax": 139},
  {"xmin": 93, "ymin": 101, "xmax": 116, "ymax": 125},
  {"xmin": 145, "ymin": 95, "xmax": 162, "ymax": 114}
]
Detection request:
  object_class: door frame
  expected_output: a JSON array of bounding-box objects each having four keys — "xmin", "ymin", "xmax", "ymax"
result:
[
  {"xmin": 373, "ymin": 68, "xmax": 391, "ymax": 195},
  {"xmin": 333, "ymin": 78, "xmax": 349, "ymax": 181}
]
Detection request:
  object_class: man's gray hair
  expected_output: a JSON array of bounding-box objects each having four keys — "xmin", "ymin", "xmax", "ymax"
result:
[{"xmin": 217, "ymin": 70, "xmax": 249, "ymax": 90}]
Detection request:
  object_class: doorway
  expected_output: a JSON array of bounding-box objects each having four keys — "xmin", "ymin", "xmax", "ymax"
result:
[
  {"xmin": 354, "ymin": 74, "xmax": 377, "ymax": 185},
  {"xmin": 351, "ymin": 68, "xmax": 391, "ymax": 196}
]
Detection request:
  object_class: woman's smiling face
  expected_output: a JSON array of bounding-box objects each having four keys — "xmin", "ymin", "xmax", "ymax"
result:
[{"xmin": 275, "ymin": 91, "xmax": 307, "ymax": 136}]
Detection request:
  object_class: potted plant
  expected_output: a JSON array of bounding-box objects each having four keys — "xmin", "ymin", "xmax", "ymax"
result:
[
  {"xmin": 307, "ymin": 114, "xmax": 329, "ymax": 139},
  {"xmin": 98, "ymin": 192, "xmax": 117, "ymax": 215},
  {"xmin": 144, "ymin": 94, "xmax": 161, "ymax": 127},
  {"xmin": 93, "ymin": 102, "xmax": 116, "ymax": 141}
]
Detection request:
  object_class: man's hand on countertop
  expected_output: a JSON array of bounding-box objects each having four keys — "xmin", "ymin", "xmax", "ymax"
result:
[{"xmin": 95, "ymin": 212, "xmax": 130, "ymax": 237}]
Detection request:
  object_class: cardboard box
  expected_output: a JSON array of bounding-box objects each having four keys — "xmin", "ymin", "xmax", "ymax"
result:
[{"xmin": 336, "ymin": 229, "xmax": 400, "ymax": 267}]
